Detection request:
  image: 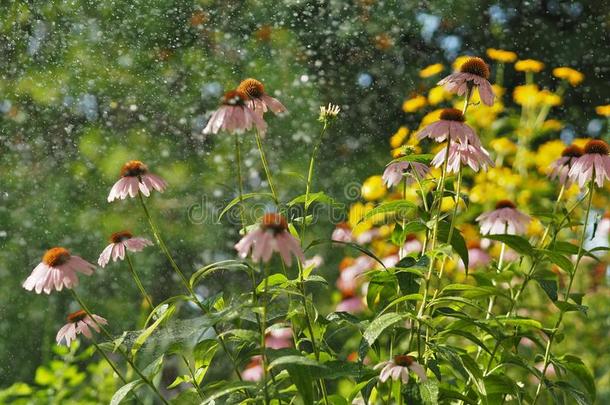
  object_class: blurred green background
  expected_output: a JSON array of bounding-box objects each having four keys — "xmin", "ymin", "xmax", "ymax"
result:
[{"xmin": 0, "ymin": 0, "xmax": 609, "ymax": 397}]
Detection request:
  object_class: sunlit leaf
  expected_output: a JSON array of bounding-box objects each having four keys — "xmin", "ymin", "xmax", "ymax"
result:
[{"xmin": 218, "ymin": 192, "xmax": 275, "ymax": 220}]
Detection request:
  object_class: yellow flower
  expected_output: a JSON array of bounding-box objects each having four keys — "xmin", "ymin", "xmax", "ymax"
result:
[
  {"xmin": 392, "ymin": 144, "xmax": 421, "ymax": 158},
  {"xmin": 419, "ymin": 109, "xmax": 443, "ymax": 127},
  {"xmin": 572, "ymin": 137, "xmax": 591, "ymax": 149},
  {"xmin": 542, "ymin": 119, "xmax": 563, "ymax": 131},
  {"xmin": 596, "ymin": 104, "xmax": 610, "ymax": 117},
  {"xmin": 536, "ymin": 140, "xmax": 565, "ymax": 174},
  {"xmin": 539, "ymin": 90, "xmax": 562, "ymax": 106},
  {"xmin": 348, "ymin": 202, "xmax": 375, "ymax": 236},
  {"xmin": 390, "ymin": 127, "xmax": 409, "ymax": 148},
  {"xmin": 428, "ymin": 85, "xmax": 451, "ymax": 105},
  {"xmin": 527, "ymin": 217, "xmax": 544, "ymax": 237},
  {"xmin": 515, "ymin": 59, "xmax": 545, "ymax": 73},
  {"xmin": 552, "ymin": 67, "xmax": 584, "ymax": 86},
  {"xmin": 419, "ymin": 63, "xmax": 444, "ymax": 78},
  {"xmin": 361, "ymin": 175, "xmax": 387, "ymax": 201},
  {"xmin": 491, "ymin": 84, "xmax": 505, "ymax": 98},
  {"xmin": 486, "ymin": 48, "xmax": 517, "ymax": 63},
  {"xmin": 452, "ymin": 56, "xmax": 471, "ymax": 71},
  {"xmin": 402, "ymin": 95, "xmax": 427, "ymax": 113},
  {"xmin": 490, "ymin": 137, "xmax": 518, "ymax": 156},
  {"xmin": 513, "ymin": 84, "xmax": 540, "ymax": 107}
]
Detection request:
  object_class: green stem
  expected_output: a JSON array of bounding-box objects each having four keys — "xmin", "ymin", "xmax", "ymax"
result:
[
  {"xmin": 254, "ymin": 129, "xmax": 279, "ymax": 204},
  {"xmin": 235, "ymin": 135, "xmax": 247, "ymax": 229},
  {"xmin": 137, "ymin": 193, "xmax": 245, "ymax": 382},
  {"xmin": 91, "ymin": 340, "xmax": 143, "ymax": 404},
  {"xmin": 260, "ymin": 263, "xmax": 271, "ymax": 405},
  {"xmin": 295, "ymin": 122, "xmax": 330, "ymax": 404},
  {"xmin": 533, "ymin": 181, "xmax": 595, "ymax": 404},
  {"xmin": 181, "ymin": 354, "xmax": 205, "ymax": 400},
  {"xmin": 70, "ymin": 290, "xmax": 169, "ymax": 405},
  {"xmin": 125, "ymin": 253, "xmax": 154, "ymax": 310}
]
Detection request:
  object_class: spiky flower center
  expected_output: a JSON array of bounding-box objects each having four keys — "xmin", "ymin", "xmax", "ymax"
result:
[
  {"xmin": 67, "ymin": 309, "xmax": 88, "ymax": 323},
  {"xmin": 121, "ymin": 160, "xmax": 148, "ymax": 177},
  {"xmin": 394, "ymin": 355, "xmax": 415, "ymax": 367},
  {"xmin": 460, "ymin": 57, "xmax": 490, "ymax": 79},
  {"xmin": 42, "ymin": 247, "xmax": 71, "ymax": 267},
  {"xmin": 237, "ymin": 78, "xmax": 265, "ymax": 99},
  {"xmin": 584, "ymin": 139, "xmax": 609, "ymax": 155},
  {"xmin": 440, "ymin": 108, "xmax": 465, "ymax": 122},
  {"xmin": 495, "ymin": 200, "xmax": 516, "ymax": 209},
  {"xmin": 110, "ymin": 230, "xmax": 133, "ymax": 243},
  {"xmin": 261, "ymin": 213, "xmax": 288, "ymax": 234},
  {"xmin": 561, "ymin": 145, "xmax": 584, "ymax": 158},
  {"xmin": 223, "ymin": 90, "xmax": 248, "ymax": 106}
]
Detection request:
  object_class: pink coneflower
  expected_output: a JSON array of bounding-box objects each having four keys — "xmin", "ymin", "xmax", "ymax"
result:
[
  {"xmin": 56, "ymin": 310, "xmax": 108, "ymax": 346},
  {"xmin": 98, "ymin": 231, "xmax": 153, "ymax": 268},
  {"xmin": 417, "ymin": 108, "xmax": 482, "ymax": 146},
  {"xmin": 107, "ymin": 160, "xmax": 167, "ymax": 202},
  {"xmin": 336, "ymin": 256, "xmax": 373, "ymax": 296},
  {"xmin": 234, "ymin": 213, "xmax": 304, "ymax": 266},
  {"xmin": 382, "ymin": 161, "xmax": 430, "ymax": 188},
  {"xmin": 374, "ymin": 355, "xmax": 427, "ymax": 384},
  {"xmin": 431, "ymin": 141, "xmax": 494, "ymax": 173},
  {"xmin": 237, "ymin": 78, "xmax": 286, "ymax": 115},
  {"xmin": 243, "ymin": 356, "xmax": 264, "ymax": 382},
  {"xmin": 548, "ymin": 145, "xmax": 583, "ymax": 186},
  {"xmin": 331, "ymin": 222, "xmax": 353, "ymax": 243},
  {"xmin": 404, "ymin": 234, "xmax": 424, "ymax": 255},
  {"xmin": 23, "ymin": 247, "xmax": 95, "ymax": 294},
  {"xmin": 203, "ymin": 90, "xmax": 268, "ymax": 135},
  {"xmin": 476, "ymin": 200, "xmax": 531, "ymax": 235},
  {"xmin": 336, "ymin": 295, "xmax": 365, "ymax": 314},
  {"xmin": 463, "ymin": 241, "xmax": 491, "ymax": 270},
  {"xmin": 265, "ymin": 327, "xmax": 293, "ymax": 349},
  {"xmin": 438, "ymin": 57, "xmax": 495, "ymax": 106},
  {"xmin": 568, "ymin": 139, "xmax": 610, "ymax": 187}
]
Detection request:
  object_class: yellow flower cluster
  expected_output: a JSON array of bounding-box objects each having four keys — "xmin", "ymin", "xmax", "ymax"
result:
[
  {"xmin": 596, "ymin": 104, "xmax": 610, "ymax": 117},
  {"xmin": 515, "ymin": 59, "xmax": 545, "ymax": 72},
  {"xmin": 419, "ymin": 63, "xmax": 444, "ymax": 78},
  {"xmin": 402, "ymin": 95, "xmax": 427, "ymax": 113},
  {"xmin": 513, "ymin": 85, "xmax": 561, "ymax": 107},
  {"xmin": 552, "ymin": 67, "xmax": 584, "ymax": 86},
  {"xmin": 486, "ymin": 48, "xmax": 517, "ymax": 63}
]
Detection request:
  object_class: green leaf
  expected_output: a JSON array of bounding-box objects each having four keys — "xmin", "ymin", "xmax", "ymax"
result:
[
  {"xmin": 363, "ymin": 313, "xmax": 404, "ymax": 346},
  {"xmin": 257, "ymin": 273, "xmax": 288, "ymax": 293},
  {"xmin": 359, "ymin": 200, "xmax": 416, "ymax": 223},
  {"xmin": 287, "ymin": 191, "xmax": 339, "ymax": 210},
  {"xmin": 167, "ymin": 374, "xmax": 192, "ymax": 390},
  {"xmin": 366, "ymin": 271, "xmax": 398, "ymax": 311},
  {"xmin": 438, "ymin": 388, "xmax": 477, "ymax": 404},
  {"xmin": 497, "ymin": 317, "xmax": 542, "ymax": 329},
  {"xmin": 391, "ymin": 221, "xmax": 427, "ymax": 246},
  {"xmin": 269, "ymin": 355, "xmax": 326, "ymax": 370},
  {"xmin": 538, "ymin": 249, "xmax": 573, "ymax": 273},
  {"xmin": 437, "ymin": 221, "xmax": 469, "ymax": 271},
  {"xmin": 389, "ymin": 153, "xmax": 435, "ymax": 164},
  {"xmin": 307, "ymin": 239, "xmax": 387, "ymax": 269},
  {"xmin": 218, "ymin": 192, "xmax": 274, "ymax": 220},
  {"xmin": 484, "ymin": 234, "xmax": 535, "ymax": 256},
  {"xmin": 555, "ymin": 355, "xmax": 596, "ymax": 401},
  {"xmin": 190, "ymin": 260, "xmax": 251, "ymax": 288},
  {"xmin": 533, "ymin": 269, "xmax": 559, "ymax": 302},
  {"xmin": 110, "ymin": 379, "xmax": 143, "ymax": 405},
  {"xmin": 420, "ymin": 379, "xmax": 439, "ymax": 405},
  {"xmin": 194, "ymin": 339, "xmax": 219, "ymax": 370},
  {"xmin": 554, "ymin": 301, "xmax": 588, "ymax": 315},
  {"xmin": 201, "ymin": 381, "xmax": 254, "ymax": 404},
  {"xmin": 143, "ymin": 355, "xmax": 165, "ymax": 378},
  {"xmin": 132, "ymin": 305, "xmax": 176, "ymax": 357}
]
